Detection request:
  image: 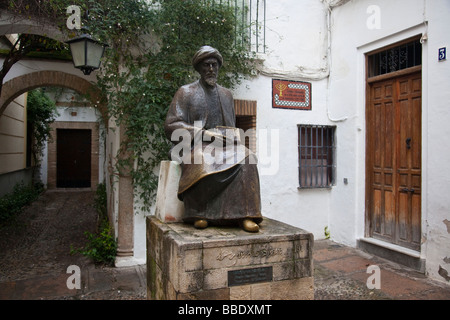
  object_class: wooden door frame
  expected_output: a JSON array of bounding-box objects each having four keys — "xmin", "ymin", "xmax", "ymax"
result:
[
  {"xmin": 56, "ymin": 128, "xmax": 92, "ymax": 188},
  {"xmin": 47, "ymin": 121, "xmax": 99, "ymax": 190},
  {"xmin": 364, "ymin": 36, "xmax": 422, "ymax": 242}
]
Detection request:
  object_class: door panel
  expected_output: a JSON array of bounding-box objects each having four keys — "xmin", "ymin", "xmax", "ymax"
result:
[
  {"xmin": 57, "ymin": 129, "xmax": 91, "ymax": 188},
  {"xmin": 367, "ymin": 71, "xmax": 421, "ymax": 251},
  {"xmin": 369, "ymin": 79, "xmax": 396, "ymax": 241}
]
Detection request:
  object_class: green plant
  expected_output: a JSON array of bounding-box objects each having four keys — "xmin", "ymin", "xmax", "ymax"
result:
[
  {"xmin": 0, "ymin": 182, "xmax": 44, "ymax": 224},
  {"xmin": 6, "ymin": 0, "xmax": 257, "ymax": 213},
  {"xmin": 74, "ymin": 220, "xmax": 117, "ymax": 265},
  {"xmin": 72, "ymin": 183, "xmax": 117, "ymax": 265},
  {"xmin": 90, "ymin": 0, "xmax": 257, "ymax": 212},
  {"xmin": 93, "ymin": 182, "xmax": 107, "ymax": 220},
  {"xmin": 27, "ymin": 88, "xmax": 59, "ymax": 182}
]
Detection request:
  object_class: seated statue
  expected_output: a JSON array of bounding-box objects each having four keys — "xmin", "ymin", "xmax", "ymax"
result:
[{"xmin": 164, "ymin": 46, "xmax": 263, "ymax": 232}]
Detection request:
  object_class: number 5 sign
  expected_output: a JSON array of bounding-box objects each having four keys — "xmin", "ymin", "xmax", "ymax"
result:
[{"xmin": 439, "ymin": 47, "xmax": 446, "ymax": 61}]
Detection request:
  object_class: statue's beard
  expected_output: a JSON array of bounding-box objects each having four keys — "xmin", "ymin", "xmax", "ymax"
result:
[{"xmin": 204, "ymin": 75, "xmax": 217, "ymax": 87}]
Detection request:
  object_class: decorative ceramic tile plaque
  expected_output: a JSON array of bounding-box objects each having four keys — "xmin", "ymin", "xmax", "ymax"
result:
[{"xmin": 272, "ymin": 79, "xmax": 311, "ymax": 110}]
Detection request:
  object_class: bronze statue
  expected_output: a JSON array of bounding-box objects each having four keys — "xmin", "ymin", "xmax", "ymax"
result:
[{"xmin": 164, "ymin": 46, "xmax": 262, "ymax": 232}]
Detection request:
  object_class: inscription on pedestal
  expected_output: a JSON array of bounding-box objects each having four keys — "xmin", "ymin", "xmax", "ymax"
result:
[
  {"xmin": 228, "ymin": 266, "xmax": 273, "ymax": 287},
  {"xmin": 216, "ymin": 247, "xmax": 284, "ymax": 267}
]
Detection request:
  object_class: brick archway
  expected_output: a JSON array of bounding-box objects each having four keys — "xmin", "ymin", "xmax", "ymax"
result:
[
  {"xmin": 0, "ymin": 70, "xmax": 136, "ymax": 260},
  {"xmin": 0, "ymin": 70, "xmax": 108, "ymax": 191},
  {"xmin": 0, "ymin": 70, "xmax": 108, "ymax": 125}
]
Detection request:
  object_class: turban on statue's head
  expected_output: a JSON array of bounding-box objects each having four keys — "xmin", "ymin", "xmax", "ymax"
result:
[{"xmin": 192, "ymin": 46, "xmax": 223, "ymax": 72}]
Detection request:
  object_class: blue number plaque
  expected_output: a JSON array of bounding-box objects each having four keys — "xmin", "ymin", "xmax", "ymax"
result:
[{"xmin": 439, "ymin": 47, "xmax": 446, "ymax": 61}]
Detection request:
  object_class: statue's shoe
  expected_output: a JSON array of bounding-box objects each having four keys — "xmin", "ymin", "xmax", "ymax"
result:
[
  {"xmin": 241, "ymin": 219, "xmax": 259, "ymax": 233},
  {"xmin": 194, "ymin": 219, "xmax": 208, "ymax": 229}
]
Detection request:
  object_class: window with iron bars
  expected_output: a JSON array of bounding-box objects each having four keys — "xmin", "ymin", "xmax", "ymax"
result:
[
  {"xmin": 298, "ymin": 125, "xmax": 336, "ymax": 188},
  {"xmin": 368, "ymin": 38, "xmax": 421, "ymax": 77},
  {"xmin": 205, "ymin": 0, "xmax": 266, "ymax": 53}
]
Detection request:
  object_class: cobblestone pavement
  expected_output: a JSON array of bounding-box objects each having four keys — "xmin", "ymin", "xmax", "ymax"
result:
[
  {"xmin": 314, "ymin": 240, "xmax": 450, "ymax": 300},
  {"xmin": 0, "ymin": 190, "xmax": 146, "ymax": 300},
  {"xmin": 0, "ymin": 190, "xmax": 449, "ymax": 300}
]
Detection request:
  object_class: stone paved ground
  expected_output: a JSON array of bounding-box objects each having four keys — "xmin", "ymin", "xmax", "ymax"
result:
[
  {"xmin": 313, "ymin": 240, "xmax": 450, "ymax": 300},
  {"xmin": 0, "ymin": 190, "xmax": 97, "ymax": 283},
  {"xmin": 0, "ymin": 190, "xmax": 146, "ymax": 300},
  {"xmin": 0, "ymin": 190, "xmax": 449, "ymax": 300}
]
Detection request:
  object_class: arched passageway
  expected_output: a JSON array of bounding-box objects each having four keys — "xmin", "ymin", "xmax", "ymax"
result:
[
  {"xmin": 0, "ymin": 70, "xmax": 107, "ymax": 124},
  {"xmin": 0, "ymin": 69, "xmax": 135, "ymax": 260},
  {"xmin": 0, "ymin": 12, "xmax": 135, "ymax": 261},
  {"xmin": 0, "ymin": 71, "xmax": 108, "ymax": 191}
]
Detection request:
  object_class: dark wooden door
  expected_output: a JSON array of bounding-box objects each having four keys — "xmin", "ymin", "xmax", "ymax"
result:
[
  {"xmin": 366, "ymin": 71, "xmax": 421, "ymax": 251},
  {"xmin": 57, "ymin": 129, "xmax": 91, "ymax": 188}
]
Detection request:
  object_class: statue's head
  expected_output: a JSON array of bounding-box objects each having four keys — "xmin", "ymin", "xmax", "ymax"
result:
[{"xmin": 192, "ymin": 46, "xmax": 223, "ymax": 87}]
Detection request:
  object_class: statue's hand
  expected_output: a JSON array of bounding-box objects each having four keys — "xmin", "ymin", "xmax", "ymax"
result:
[
  {"xmin": 206, "ymin": 127, "xmax": 241, "ymax": 144},
  {"xmin": 203, "ymin": 128, "xmax": 225, "ymax": 144}
]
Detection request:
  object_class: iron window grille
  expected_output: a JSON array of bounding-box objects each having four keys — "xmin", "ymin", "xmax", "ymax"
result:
[
  {"xmin": 205, "ymin": 0, "xmax": 266, "ymax": 53},
  {"xmin": 368, "ymin": 39, "xmax": 421, "ymax": 77},
  {"xmin": 298, "ymin": 125, "xmax": 336, "ymax": 188}
]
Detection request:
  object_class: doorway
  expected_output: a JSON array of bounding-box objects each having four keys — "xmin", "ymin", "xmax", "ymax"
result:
[
  {"xmin": 57, "ymin": 129, "xmax": 92, "ymax": 188},
  {"xmin": 365, "ymin": 37, "xmax": 422, "ymax": 251}
]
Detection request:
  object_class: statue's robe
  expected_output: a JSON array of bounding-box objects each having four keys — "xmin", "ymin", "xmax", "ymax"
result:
[{"xmin": 164, "ymin": 80, "xmax": 262, "ymax": 225}]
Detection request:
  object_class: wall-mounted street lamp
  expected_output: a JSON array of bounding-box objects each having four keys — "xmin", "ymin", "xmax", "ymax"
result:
[{"xmin": 66, "ymin": 34, "xmax": 108, "ymax": 75}]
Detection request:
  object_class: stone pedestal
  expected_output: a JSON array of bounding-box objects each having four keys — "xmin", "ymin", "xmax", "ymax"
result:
[{"xmin": 146, "ymin": 216, "xmax": 314, "ymax": 300}]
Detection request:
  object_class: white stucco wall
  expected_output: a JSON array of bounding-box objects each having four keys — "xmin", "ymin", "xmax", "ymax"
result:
[
  {"xmin": 327, "ymin": 0, "xmax": 450, "ymax": 284},
  {"xmin": 232, "ymin": 0, "xmax": 450, "ymax": 285},
  {"xmin": 327, "ymin": 0, "xmax": 427, "ymax": 246},
  {"xmin": 420, "ymin": 0, "xmax": 450, "ymax": 284},
  {"xmin": 234, "ymin": 0, "xmax": 332, "ymax": 239}
]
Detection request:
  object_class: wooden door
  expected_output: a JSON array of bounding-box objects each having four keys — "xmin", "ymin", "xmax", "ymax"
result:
[
  {"xmin": 57, "ymin": 129, "xmax": 91, "ymax": 188},
  {"xmin": 366, "ymin": 71, "xmax": 421, "ymax": 251}
]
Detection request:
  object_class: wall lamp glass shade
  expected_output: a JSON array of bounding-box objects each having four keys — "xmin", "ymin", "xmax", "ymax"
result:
[{"xmin": 66, "ymin": 34, "xmax": 108, "ymax": 75}]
